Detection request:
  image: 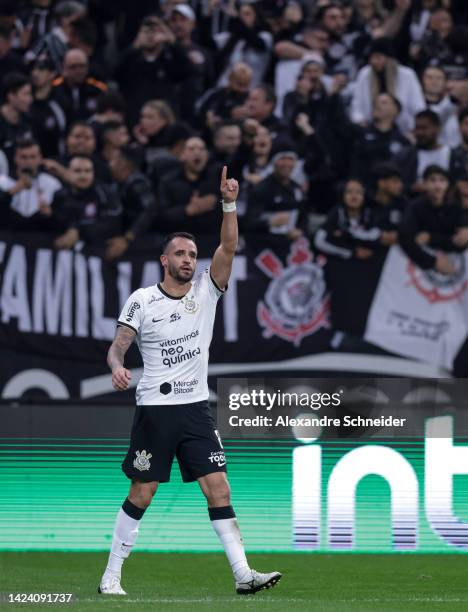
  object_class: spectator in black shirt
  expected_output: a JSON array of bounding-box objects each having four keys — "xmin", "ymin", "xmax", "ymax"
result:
[
  {"xmin": 245, "ymin": 84, "xmax": 286, "ymax": 141},
  {"xmin": 158, "ymin": 136, "xmax": 222, "ymax": 234},
  {"xmin": 449, "ymin": 108, "xmax": 468, "ymax": 181},
  {"xmin": 244, "ymin": 147, "xmax": 304, "ymax": 239},
  {"xmin": 53, "ymin": 154, "xmax": 121, "ymax": 249},
  {"xmin": 43, "ymin": 120, "xmax": 110, "ymax": 184},
  {"xmin": 106, "ymin": 145, "xmax": 157, "ymax": 261},
  {"xmin": 196, "ymin": 62, "xmax": 252, "ymax": 132},
  {"xmin": 68, "ymin": 15, "xmax": 109, "ymax": 82},
  {"xmin": 353, "ymin": 93, "xmax": 410, "ymax": 186},
  {"xmin": 393, "ymin": 110, "xmax": 451, "ymax": 194},
  {"xmin": 52, "ymin": 48, "xmax": 107, "ymax": 124},
  {"xmin": 147, "ymin": 121, "xmax": 192, "ymax": 190},
  {"xmin": 314, "ymin": 179, "xmax": 380, "ymax": 260},
  {"xmin": 114, "ymin": 14, "xmax": 191, "ymax": 126},
  {"xmin": 371, "ymin": 163, "xmax": 407, "ymax": 248},
  {"xmin": 399, "ymin": 165, "xmax": 467, "ymax": 274},
  {"xmin": 30, "ymin": 57, "xmax": 67, "ymax": 158},
  {"xmin": 99, "ymin": 121, "xmax": 129, "ymax": 158},
  {"xmin": 0, "ymin": 72, "xmax": 33, "ymax": 165},
  {"xmin": 0, "ymin": 23, "xmax": 26, "ymax": 76},
  {"xmin": 132, "ymin": 100, "xmax": 175, "ymax": 169},
  {"xmin": 210, "ymin": 120, "xmax": 242, "ymax": 167}
]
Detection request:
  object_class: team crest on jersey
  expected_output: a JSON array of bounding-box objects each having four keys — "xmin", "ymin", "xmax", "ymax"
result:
[
  {"xmin": 133, "ymin": 450, "xmax": 152, "ymax": 471},
  {"xmin": 255, "ymin": 238, "xmax": 330, "ymax": 346},
  {"xmin": 406, "ymin": 252, "xmax": 468, "ymax": 303},
  {"xmin": 183, "ymin": 298, "xmax": 199, "ymax": 314}
]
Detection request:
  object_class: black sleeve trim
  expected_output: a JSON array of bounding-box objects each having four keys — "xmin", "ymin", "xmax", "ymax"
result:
[
  {"xmin": 117, "ymin": 321, "xmax": 138, "ymax": 334},
  {"xmin": 209, "ymin": 268, "xmax": 227, "ymax": 293}
]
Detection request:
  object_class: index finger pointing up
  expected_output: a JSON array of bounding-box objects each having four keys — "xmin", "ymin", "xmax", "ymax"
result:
[{"xmin": 221, "ymin": 165, "xmax": 227, "ymax": 187}]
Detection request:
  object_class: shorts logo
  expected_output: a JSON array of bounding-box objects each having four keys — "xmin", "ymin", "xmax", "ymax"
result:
[
  {"xmin": 209, "ymin": 450, "xmax": 226, "ymax": 467},
  {"xmin": 126, "ymin": 301, "xmax": 140, "ymax": 322},
  {"xmin": 133, "ymin": 449, "xmax": 152, "ymax": 471},
  {"xmin": 184, "ymin": 298, "xmax": 198, "ymax": 314}
]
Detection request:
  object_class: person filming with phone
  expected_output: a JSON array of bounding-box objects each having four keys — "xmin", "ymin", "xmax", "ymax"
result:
[{"xmin": 0, "ymin": 136, "xmax": 62, "ymax": 231}]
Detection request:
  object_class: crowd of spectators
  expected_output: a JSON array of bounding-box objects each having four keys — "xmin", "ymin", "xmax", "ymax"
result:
[{"xmin": 0, "ymin": 0, "xmax": 467, "ymax": 276}]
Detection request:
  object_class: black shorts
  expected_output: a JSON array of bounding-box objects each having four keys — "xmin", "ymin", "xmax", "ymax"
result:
[{"xmin": 121, "ymin": 400, "xmax": 227, "ymax": 483}]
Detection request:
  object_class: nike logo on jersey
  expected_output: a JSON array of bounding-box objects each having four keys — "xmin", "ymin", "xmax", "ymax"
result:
[{"xmin": 152, "ymin": 318, "xmax": 164, "ymax": 323}]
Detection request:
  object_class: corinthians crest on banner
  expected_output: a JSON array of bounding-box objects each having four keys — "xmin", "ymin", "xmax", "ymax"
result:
[
  {"xmin": 255, "ymin": 238, "xmax": 330, "ymax": 346},
  {"xmin": 365, "ymin": 246, "xmax": 468, "ymax": 370}
]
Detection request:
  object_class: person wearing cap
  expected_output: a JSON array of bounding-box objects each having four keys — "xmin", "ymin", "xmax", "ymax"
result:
[
  {"xmin": 169, "ymin": 4, "xmax": 214, "ymax": 124},
  {"xmin": 244, "ymin": 146, "xmax": 304, "ymax": 239},
  {"xmin": 114, "ymin": 14, "xmax": 192, "ymax": 127},
  {"xmin": 352, "ymin": 93, "xmax": 410, "ymax": 186},
  {"xmin": 371, "ymin": 163, "xmax": 407, "ymax": 247},
  {"xmin": 30, "ymin": 57, "xmax": 67, "ymax": 158},
  {"xmin": 399, "ymin": 164, "xmax": 467, "ymax": 274},
  {"xmin": 351, "ymin": 37, "xmax": 425, "ymax": 134}
]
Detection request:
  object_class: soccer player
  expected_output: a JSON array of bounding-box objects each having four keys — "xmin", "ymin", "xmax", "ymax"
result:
[{"xmin": 99, "ymin": 166, "xmax": 282, "ymax": 596}]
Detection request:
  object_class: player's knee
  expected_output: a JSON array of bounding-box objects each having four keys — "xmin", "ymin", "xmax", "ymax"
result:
[
  {"xmin": 205, "ymin": 482, "xmax": 231, "ymax": 507},
  {"xmin": 129, "ymin": 480, "xmax": 157, "ymax": 508}
]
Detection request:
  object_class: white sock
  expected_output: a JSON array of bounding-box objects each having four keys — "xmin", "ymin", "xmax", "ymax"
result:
[
  {"xmin": 209, "ymin": 506, "xmax": 250, "ymax": 581},
  {"xmin": 103, "ymin": 499, "xmax": 145, "ymax": 581}
]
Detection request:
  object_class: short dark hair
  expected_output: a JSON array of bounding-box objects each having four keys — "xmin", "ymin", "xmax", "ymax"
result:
[
  {"xmin": 163, "ymin": 122, "xmax": 193, "ymax": 147},
  {"xmin": 96, "ymin": 90, "xmax": 126, "ymax": 115},
  {"xmin": 67, "ymin": 120, "xmax": 94, "ymax": 135},
  {"xmin": 101, "ymin": 120, "xmax": 124, "ymax": 135},
  {"xmin": 15, "ymin": 137, "xmax": 40, "ymax": 151},
  {"xmin": 416, "ymin": 109, "xmax": 440, "ymax": 126},
  {"xmin": 377, "ymin": 92, "xmax": 402, "ymax": 114},
  {"xmin": 117, "ymin": 144, "xmax": 143, "ymax": 168},
  {"xmin": 70, "ymin": 16, "xmax": 97, "ymax": 48},
  {"xmin": 68, "ymin": 153, "xmax": 94, "ymax": 166},
  {"xmin": 254, "ymin": 83, "xmax": 276, "ymax": 106},
  {"xmin": 214, "ymin": 119, "xmax": 241, "ymax": 134},
  {"xmin": 162, "ymin": 232, "xmax": 197, "ymax": 253},
  {"xmin": 2, "ymin": 72, "xmax": 30, "ymax": 96},
  {"xmin": 423, "ymin": 164, "xmax": 449, "ymax": 181},
  {"xmin": 55, "ymin": 1, "xmax": 85, "ymax": 21}
]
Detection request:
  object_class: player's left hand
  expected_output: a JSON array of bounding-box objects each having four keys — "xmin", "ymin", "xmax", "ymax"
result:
[{"xmin": 220, "ymin": 166, "xmax": 239, "ymax": 203}]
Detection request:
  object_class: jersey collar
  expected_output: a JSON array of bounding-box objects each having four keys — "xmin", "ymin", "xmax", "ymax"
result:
[{"xmin": 157, "ymin": 282, "xmax": 191, "ymax": 300}]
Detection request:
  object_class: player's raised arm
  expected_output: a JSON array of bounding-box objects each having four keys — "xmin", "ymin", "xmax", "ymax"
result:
[
  {"xmin": 210, "ymin": 165, "xmax": 239, "ymax": 290},
  {"xmin": 107, "ymin": 326, "xmax": 136, "ymax": 391}
]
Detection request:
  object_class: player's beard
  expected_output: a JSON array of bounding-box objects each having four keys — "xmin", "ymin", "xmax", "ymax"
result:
[{"xmin": 168, "ymin": 261, "xmax": 194, "ymax": 284}]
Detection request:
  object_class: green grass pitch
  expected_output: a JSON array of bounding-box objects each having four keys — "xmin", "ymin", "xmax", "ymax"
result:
[{"xmin": 1, "ymin": 553, "xmax": 467, "ymax": 611}]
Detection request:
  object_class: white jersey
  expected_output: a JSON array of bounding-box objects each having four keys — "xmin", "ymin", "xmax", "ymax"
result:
[{"xmin": 118, "ymin": 268, "xmax": 225, "ymax": 405}]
